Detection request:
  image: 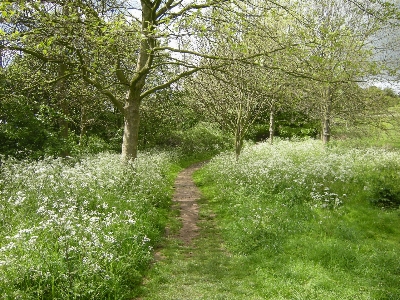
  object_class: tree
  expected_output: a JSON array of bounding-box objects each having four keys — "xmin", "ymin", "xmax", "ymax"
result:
[
  {"xmin": 1, "ymin": 0, "xmax": 398, "ymax": 158},
  {"xmin": 183, "ymin": 1, "xmax": 301, "ymax": 157},
  {"xmin": 0, "ymin": 0, "xmax": 252, "ymax": 160},
  {"xmin": 288, "ymin": 0, "xmax": 391, "ymax": 143},
  {"xmin": 0, "ymin": 52, "xmax": 122, "ymax": 158},
  {"xmin": 187, "ymin": 65, "xmax": 266, "ymax": 159}
]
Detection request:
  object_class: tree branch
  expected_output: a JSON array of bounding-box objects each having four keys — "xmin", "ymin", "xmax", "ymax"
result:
[
  {"xmin": 155, "ymin": 0, "xmax": 176, "ymax": 18},
  {"xmin": 140, "ymin": 67, "xmax": 203, "ymax": 99},
  {"xmin": 157, "ymin": 0, "xmax": 228, "ymax": 20},
  {"xmin": 1, "ymin": 45, "xmax": 66, "ymax": 64},
  {"xmin": 154, "ymin": 45, "xmax": 298, "ymax": 63},
  {"xmin": 81, "ymin": 72, "xmax": 124, "ymax": 113},
  {"xmin": 156, "ymin": 0, "xmax": 182, "ymax": 19},
  {"xmin": 21, "ymin": 71, "xmax": 80, "ymax": 91},
  {"xmin": 115, "ymin": 55, "xmax": 129, "ymax": 86}
]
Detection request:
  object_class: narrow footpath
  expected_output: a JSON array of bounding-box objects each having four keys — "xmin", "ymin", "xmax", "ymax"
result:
[
  {"xmin": 136, "ymin": 162, "xmax": 265, "ymax": 300},
  {"xmin": 173, "ymin": 162, "xmax": 204, "ymax": 245}
]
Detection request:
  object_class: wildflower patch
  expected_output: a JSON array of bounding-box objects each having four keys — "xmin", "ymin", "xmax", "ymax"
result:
[{"xmin": 0, "ymin": 152, "xmax": 175, "ymax": 299}]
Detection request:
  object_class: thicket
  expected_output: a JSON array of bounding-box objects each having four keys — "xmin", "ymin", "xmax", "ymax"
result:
[{"xmin": 0, "ymin": 66, "xmax": 234, "ymax": 159}]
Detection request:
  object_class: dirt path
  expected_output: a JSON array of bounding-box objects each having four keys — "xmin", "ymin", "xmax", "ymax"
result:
[
  {"xmin": 138, "ymin": 161, "xmax": 261, "ymax": 299},
  {"xmin": 172, "ymin": 162, "xmax": 206, "ymax": 245}
]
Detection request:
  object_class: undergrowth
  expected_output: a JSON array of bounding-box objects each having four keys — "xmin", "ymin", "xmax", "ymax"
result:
[
  {"xmin": 0, "ymin": 151, "xmax": 178, "ymax": 299},
  {"xmin": 194, "ymin": 139, "xmax": 400, "ymax": 299}
]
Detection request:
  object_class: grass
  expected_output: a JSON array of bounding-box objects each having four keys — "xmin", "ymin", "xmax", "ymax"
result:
[
  {"xmin": 0, "ymin": 151, "xmax": 181, "ymax": 299},
  {"xmin": 140, "ymin": 138, "xmax": 400, "ymax": 299},
  {"xmin": 331, "ymin": 108, "xmax": 400, "ymax": 150},
  {"xmin": 138, "ymin": 196, "xmax": 274, "ymax": 300},
  {"xmin": 2, "ymin": 138, "xmax": 400, "ymax": 299},
  {"xmin": 0, "ymin": 119, "xmax": 230, "ymax": 299}
]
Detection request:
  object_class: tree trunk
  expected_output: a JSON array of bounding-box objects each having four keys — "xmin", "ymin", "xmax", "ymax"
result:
[
  {"xmin": 269, "ymin": 103, "xmax": 275, "ymax": 145},
  {"xmin": 57, "ymin": 63, "xmax": 70, "ymax": 157},
  {"xmin": 235, "ymin": 128, "xmax": 243, "ymax": 161},
  {"xmin": 235, "ymin": 103, "xmax": 244, "ymax": 160},
  {"xmin": 59, "ymin": 99, "xmax": 69, "ymax": 142},
  {"xmin": 322, "ymin": 115, "xmax": 330, "ymax": 144},
  {"xmin": 0, "ymin": 41, "xmax": 3, "ymax": 68},
  {"xmin": 120, "ymin": 1, "xmax": 155, "ymax": 161},
  {"xmin": 79, "ymin": 105, "xmax": 88, "ymax": 146},
  {"xmin": 121, "ymin": 91, "xmax": 142, "ymax": 161},
  {"xmin": 322, "ymin": 86, "xmax": 332, "ymax": 144}
]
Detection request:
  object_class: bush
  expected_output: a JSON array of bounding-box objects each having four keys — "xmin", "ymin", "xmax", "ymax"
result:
[
  {"xmin": 245, "ymin": 124, "xmax": 270, "ymax": 142},
  {"xmin": 171, "ymin": 122, "xmax": 232, "ymax": 155},
  {"xmin": 365, "ymin": 165, "xmax": 400, "ymax": 208},
  {"xmin": 0, "ymin": 96, "xmax": 55, "ymax": 159}
]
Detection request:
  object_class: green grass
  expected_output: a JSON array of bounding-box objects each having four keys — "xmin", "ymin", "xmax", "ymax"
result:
[
  {"xmin": 140, "ymin": 139, "xmax": 400, "ymax": 299},
  {"xmin": 0, "ymin": 148, "xmax": 222, "ymax": 299},
  {"xmin": 332, "ymin": 108, "xmax": 400, "ymax": 149},
  {"xmin": 0, "ymin": 151, "xmax": 181, "ymax": 299},
  {"xmin": 139, "ymin": 196, "xmax": 277, "ymax": 300},
  {"xmin": 3, "ymin": 139, "xmax": 400, "ymax": 299},
  {"xmin": 197, "ymin": 140, "xmax": 400, "ymax": 299}
]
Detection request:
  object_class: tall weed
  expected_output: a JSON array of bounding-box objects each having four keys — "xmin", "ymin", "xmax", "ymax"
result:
[
  {"xmin": 195, "ymin": 139, "xmax": 400, "ymax": 298},
  {"xmin": 0, "ymin": 152, "xmax": 175, "ymax": 299}
]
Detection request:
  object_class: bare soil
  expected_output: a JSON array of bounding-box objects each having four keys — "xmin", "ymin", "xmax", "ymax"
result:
[{"xmin": 172, "ymin": 162, "xmax": 206, "ymax": 245}]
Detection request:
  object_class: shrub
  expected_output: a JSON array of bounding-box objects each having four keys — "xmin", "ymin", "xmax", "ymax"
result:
[
  {"xmin": 365, "ymin": 164, "xmax": 400, "ymax": 208},
  {"xmin": 171, "ymin": 122, "xmax": 232, "ymax": 155}
]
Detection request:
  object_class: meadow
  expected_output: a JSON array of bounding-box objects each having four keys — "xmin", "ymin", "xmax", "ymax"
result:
[
  {"xmin": 193, "ymin": 139, "xmax": 400, "ymax": 299},
  {"xmin": 0, "ymin": 151, "xmax": 178, "ymax": 299},
  {"xmin": 2, "ymin": 138, "xmax": 400, "ymax": 299}
]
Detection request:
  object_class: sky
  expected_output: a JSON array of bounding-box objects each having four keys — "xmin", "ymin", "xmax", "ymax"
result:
[{"xmin": 368, "ymin": 0, "xmax": 400, "ymax": 93}]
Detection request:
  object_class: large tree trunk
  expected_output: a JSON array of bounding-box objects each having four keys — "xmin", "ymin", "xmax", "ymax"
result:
[
  {"xmin": 120, "ymin": 1, "xmax": 155, "ymax": 161},
  {"xmin": 122, "ymin": 92, "xmax": 141, "ymax": 160}
]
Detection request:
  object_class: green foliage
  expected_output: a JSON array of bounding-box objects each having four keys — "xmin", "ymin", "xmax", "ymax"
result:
[
  {"xmin": 0, "ymin": 95, "xmax": 58, "ymax": 159},
  {"xmin": 170, "ymin": 122, "xmax": 232, "ymax": 156},
  {"xmin": 139, "ymin": 90, "xmax": 198, "ymax": 149},
  {"xmin": 0, "ymin": 52, "xmax": 124, "ymax": 159},
  {"xmin": 275, "ymin": 111, "xmax": 320, "ymax": 139},
  {"xmin": 244, "ymin": 123, "xmax": 270, "ymax": 142},
  {"xmin": 245, "ymin": 111, "xmax": 320, "ymax": 143},
  {"xmin": 71, "ymin": 135, "xmax": 119, "ymax": 156},
  {"xmin": 364, "ymin": 163, "xmax": 400, "ymax": 208},
  {"xmin": 330, "ymin": 86, "xmax": 400, "ymax": 149},
  {"xmin": 0, "ymin": 94, "xmax": 120, "ymax": 159},
  {"xmin": 193, "ymin": 139, "xmax": 400, "ymax": 298},
  {"xmin": 0, "ymin": 151, "xmax": 176, "ymax": 299}
]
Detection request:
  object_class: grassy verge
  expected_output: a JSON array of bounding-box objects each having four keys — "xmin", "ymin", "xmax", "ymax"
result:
[
  {"xmin": 0, "ymin": 151, "xmax": 181, "ymax": 299},
  {"xmin": 138, "ymin": 194, "xmax": 274, "ymax": 300},
  {"xmin": 192, "ymin": 139, "xmax": 400, "ymax": 299}
]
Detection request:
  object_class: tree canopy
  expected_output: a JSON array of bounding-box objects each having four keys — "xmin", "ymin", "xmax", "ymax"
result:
[{"xmin": 1, "ymin": 0, "xmax": 399, "ymax": 159}]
